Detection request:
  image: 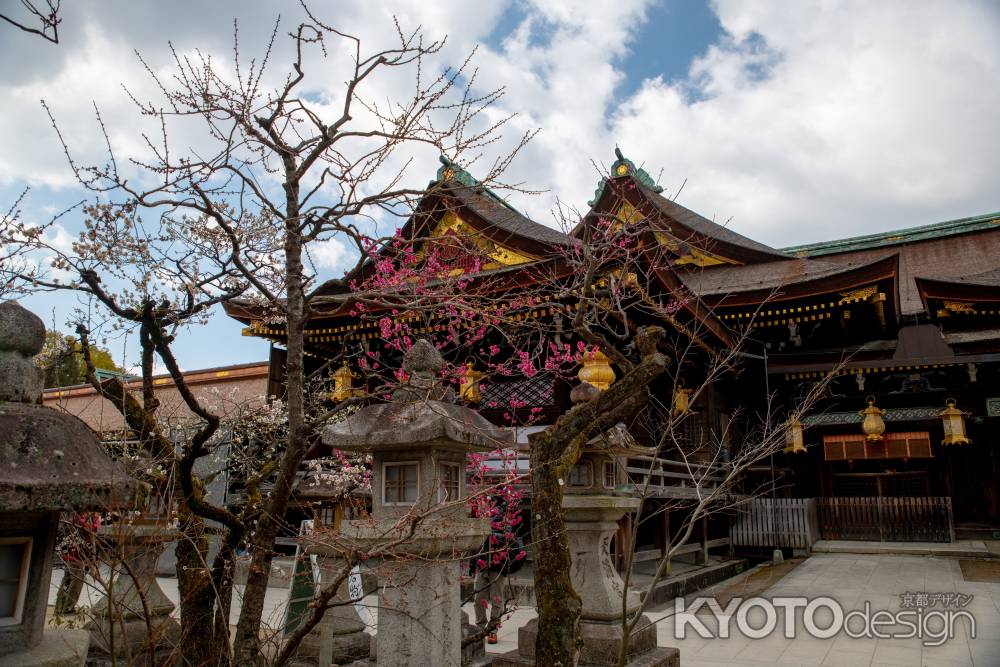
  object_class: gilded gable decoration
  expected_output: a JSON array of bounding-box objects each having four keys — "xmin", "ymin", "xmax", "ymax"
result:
[{"xmin": 422, "ymin": 210, "xmax": 535, "ymax": 270}]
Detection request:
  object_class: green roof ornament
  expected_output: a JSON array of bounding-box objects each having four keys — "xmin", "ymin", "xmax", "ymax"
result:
[
  {"xmin": 588, "ymin": 147, "xmax": 664, "ymax": 206},
  {"xmin": 435, "ymin": 155, "xmax": 480, "ymax": 188}
]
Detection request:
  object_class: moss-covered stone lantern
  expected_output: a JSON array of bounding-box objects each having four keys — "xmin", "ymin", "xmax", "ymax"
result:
[{"xmin": 0, "ymin": 301, "xmax": 134, "ymax": 666}]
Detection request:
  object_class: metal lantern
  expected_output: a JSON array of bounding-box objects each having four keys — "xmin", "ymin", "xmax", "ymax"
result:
[
  {"xmin": 784, "ymin": 418, "xmax": 806, "ymax": 454},
  {"xmin": 939, "ymin": 398, "xmax": 972, "ymax": 446},
  {"xmin": 331, "ymin": 362, "xmax": 360, "ymax": 402},
  {"xmin": 459, "ymin": 362, "xmax": 484, "ymax": 403},
  {"xmin": 673, "ymin": 387, "xmax": 693, "ymax": 417},
  {"xmin": 578, "ymin": 348, "xmax": 616, "ymax": 391},
  {"xmin": 859, "ymin": 396, "xmax": 886, "ymax": 442}
]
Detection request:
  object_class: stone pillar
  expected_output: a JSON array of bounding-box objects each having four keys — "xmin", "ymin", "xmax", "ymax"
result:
[
  {"xmin": 290, "ymin": 552, "xmax": 370, "ymax": 666},
  {"xmin": 86, "ymin": 523, "xmax": 180, "ymax": 667},
  {"xmin": 493, "ymin": 410, "xmax": 679, "ymax": 666},
  {"xmin": 379, "ymin": 559, "xmax": 464, "ymax": 665}
]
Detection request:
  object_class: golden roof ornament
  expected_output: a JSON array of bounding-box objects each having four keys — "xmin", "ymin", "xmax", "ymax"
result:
[
  {"xmin": 578, "ymin": 348, "xmax": 615, "ymax": 391},
  {"xmin": 939, "ymin": 398, "xmax": 972, "ymax": 446},
  {"xmin": 459, "ymin": 362, "xmax": 485, "ymax": 403},
  {"xmin": 859, "ymin": 396, "xmax": 886, "ymax": 443}
]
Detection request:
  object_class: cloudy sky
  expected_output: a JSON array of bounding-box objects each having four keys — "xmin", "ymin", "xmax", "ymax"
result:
[{"xmin": 2, "ymin": 0, "xmax": 998, "ymax": 372}]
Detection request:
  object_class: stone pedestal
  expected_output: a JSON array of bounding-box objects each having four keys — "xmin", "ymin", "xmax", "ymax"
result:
[
  {"xmin": 86, "ymin": 523, "xmax": 180, "ymax": 667},
  {"xmin": 493, "ymin": 495, "xmax": 678, "ymax": 667},
  {"xmin": 336, "ymin": 519, "xmax": 489, "ymax": 667},
  {"xmin": 290, "ymin": 553, "xmax": 371, "ymax": 666}
]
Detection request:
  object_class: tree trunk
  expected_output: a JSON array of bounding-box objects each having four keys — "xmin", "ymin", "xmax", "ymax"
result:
[
  {"xmin": 528, "ymin": 327, "xmax": 667, "ymax": 667},
  {"xmin": 529, "ymin": 431, "xmax": 582, "ymax": 666},
  {"xmin": 233, "ymin": 181, "xmax": 308, "ymax": 664},
  {"xmin": 175, "ymin": 512, "xmax": 219, "ymax": 666}
]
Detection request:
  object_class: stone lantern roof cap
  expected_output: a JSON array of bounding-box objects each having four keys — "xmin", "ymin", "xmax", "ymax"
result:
[
  {"xmin": 323, "ymin": 339, "xmax": 514, "ymax": 452},
  {"xmin": 584, "ymin": 422, "xmax": 656, "ymax": 457},
  {"xmin": 0, "ymin": 301, "xmax": 136, "ymax": 512}
]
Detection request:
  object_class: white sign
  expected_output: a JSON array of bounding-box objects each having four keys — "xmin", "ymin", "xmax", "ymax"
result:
[{"xmin": 348, "ymin": 564, "xmax": 375, "ymax": 625}]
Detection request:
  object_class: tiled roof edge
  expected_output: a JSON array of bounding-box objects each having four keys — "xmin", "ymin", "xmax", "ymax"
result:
[{"xmin": 782, "ymin": 212, "xmax": 1000, "ymax": 257}]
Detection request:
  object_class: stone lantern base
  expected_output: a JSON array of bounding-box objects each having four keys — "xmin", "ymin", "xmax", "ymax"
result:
[
  {"xmin": 86, "ymin": 523, "xmax": 180, "ymax": 667},
  {"xmin": 337, "ymin": 517, "xmax": 490, "ymax": 667},
  {"xmin": 492, "ymin": 616, "xmax": 678, "ymax": 667},
  {"xmin": 494, "ymin": 494, "xmax": 679, "ymax": 667},
  {"xmin": 2, "ymin": 628, "xmax": 90, "ymax": 667}
]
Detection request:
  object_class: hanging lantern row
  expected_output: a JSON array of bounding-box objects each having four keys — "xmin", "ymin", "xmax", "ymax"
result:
[
  {"xmin": 459, "ymin": 362, "xmax": 485, "ymax": 403},
  {"xmin": 330, "ymin": 362, "xmax": 365, "ymax": 402},
  {"xmin": 673, "ymin": 387, "xmax": 693, "ymax": 417}
]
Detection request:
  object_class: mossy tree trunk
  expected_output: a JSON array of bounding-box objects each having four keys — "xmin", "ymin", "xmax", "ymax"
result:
[{"xmin": 529, "ymin": 327, "xmax": 667, "ymax": 666}]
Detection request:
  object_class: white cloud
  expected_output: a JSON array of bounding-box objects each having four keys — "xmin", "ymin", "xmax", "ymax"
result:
[
  {"xmin": 3, "ymin": 0, "xmax": 999, "ymax": 373},
  {"xmin": 309, "ymin": 236, "xmax": 350, "ymax": 272},
  {"xmin": 2, "ymin": 0, "xmax": 997, "ymax": 248},
  {"xmin": 608, "ymin": 0, "xmax": 1000, "ymax": 244}
]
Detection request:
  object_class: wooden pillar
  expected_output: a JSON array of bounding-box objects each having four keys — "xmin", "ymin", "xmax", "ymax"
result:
[
  {"xmin": 663, "ymin": 508, "xmax": 671, "ymax": 575},
  {"xmin": 616, "ymin": 513, "xmax": 634, "ymax": 571},
  {"xmin": 698, "ymin": 515, "xmax": 708, "ymax": 565}
]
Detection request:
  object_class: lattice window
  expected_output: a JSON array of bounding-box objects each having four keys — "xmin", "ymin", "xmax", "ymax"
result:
[
  {"xmin": 482, "ymin": 374, "xmax": 555, "ymax": 409},
  {"xmin": 438, "ymin": 462, "xmax": 461, "ymax": 502},
  {"xmin": 569, "ymin": 462, "xmax": 592, "ymax": 487},
  {"xmin": 824, "ymin": 432, "xmax": 932, "ymax": 461},
  {"xmin": 0, "ymin": 537, "xmax": 31, "ymax": 625},
  {"xmin": 384, "ymin": 462, "xmax": 418, "ymax": 504}
]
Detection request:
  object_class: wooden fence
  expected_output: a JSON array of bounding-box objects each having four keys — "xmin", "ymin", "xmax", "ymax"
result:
[
  {"xmin": 731, "ymin": 498, "xmax": 819, "ymax": 550},
  {"xmin": 817, "ymin": 496, "xmax": 954, "ymax": 542}
]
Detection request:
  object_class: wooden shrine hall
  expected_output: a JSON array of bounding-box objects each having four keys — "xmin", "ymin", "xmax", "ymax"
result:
[{"xmin": 225, "ymin": 151, "xmax": 1000, "ymax": 550}]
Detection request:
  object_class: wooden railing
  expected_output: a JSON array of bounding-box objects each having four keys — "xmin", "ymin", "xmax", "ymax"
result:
[
  {"xmin": 624, "ymin": 456, "xmax": 726, "ymax": 496},
  {"xmin": 731, "ymin": 498, "xmax": 819, "ymax": 550},
  {"xmin": 817, "ymin": 496, "xmax": 954, "ymax": 543}
]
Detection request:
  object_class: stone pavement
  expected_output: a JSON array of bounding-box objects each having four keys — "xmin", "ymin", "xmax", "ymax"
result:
[
  {"xmin": 52, "ymin": 553, "xmax": 1000, "ymax": 666},
  {"xmin": 640, "ymin": 553, "xmax": 1000, "ymax": 667}
]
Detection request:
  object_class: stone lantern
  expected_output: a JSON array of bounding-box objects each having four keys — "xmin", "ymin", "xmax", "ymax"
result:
[
  {"xmin": 318, "ymin": 340, "xmax": 514, "ymax": 667},
  {"xmin": 495, "ymin": 382, "xmax": 678, "ymax": 667},
  {"xmin": 0, "ymin": 301, "xmax": 134, "ymax": 666}
]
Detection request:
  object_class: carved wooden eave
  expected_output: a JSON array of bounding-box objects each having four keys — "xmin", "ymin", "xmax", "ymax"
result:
[
  {"xmin": 915, "ymin": 271, "xmax": 1000, "ymax": 322},
  {"xmin": 688, "ymin": 254, "xmax": 899, "ymax": 309}
]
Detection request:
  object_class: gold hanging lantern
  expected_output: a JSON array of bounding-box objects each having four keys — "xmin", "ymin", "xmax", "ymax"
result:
[
  {"xmin": 459, "ymin": 362, "xmax": 485, "ymax": 403},
  {"xmin": 673, "ymin": 387, "xmax": 693, "ymax": 417},
  {"xmin": 578, "ymin": 348, "xmax": 615, "ymax": 391},
  {"xmin": 331, "ymin": 362, "xmax": 361, "ymax": 402},
  {"xmin": 859, "ymin": 396, "xmax": 886, "ymax": 443},
  {"xmin": 939, "ymin": 398, "xmax": 972, "ymax": 446},
  {"xmin": 784, "ymin": 418, "xmax": 806, "ymax": 454}
]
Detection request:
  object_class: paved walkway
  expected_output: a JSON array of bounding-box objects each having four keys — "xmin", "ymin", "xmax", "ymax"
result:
[
  {"xmin": 639, "ymin": 553, "xmax": 1000, "ymax": 667},
  {"xmin": 53, "ymin": 553, "xmax": 1000, "ymax": 666}
]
